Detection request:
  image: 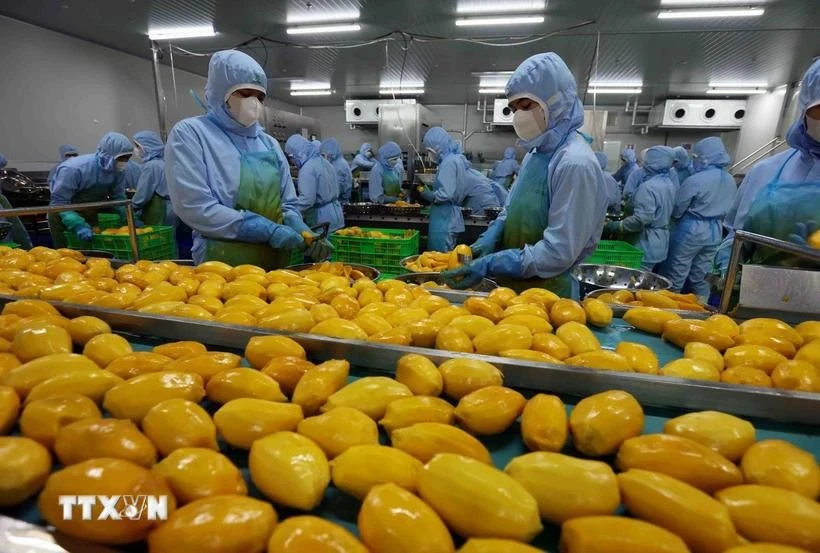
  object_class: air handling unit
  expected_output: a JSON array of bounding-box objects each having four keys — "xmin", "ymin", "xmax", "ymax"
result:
[{"xmin": 649, "ymin": 99, "xmax": 748, "ymax": 129}]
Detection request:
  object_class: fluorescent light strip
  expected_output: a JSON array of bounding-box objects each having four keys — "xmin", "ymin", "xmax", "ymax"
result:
[
  {"xmin": 286, "ymin": 10, "xmax": 360, "ymax": 24},
  {"xmin": 291, "ymin": 90, "xmax": 333, "ymax": 96},
  {"xmin": 457, "ymin": 1, "xmax": 546, "ymax": 14},
  {"xmin": 380, "ymin": 88, "xmax": 425, "ymax": 95},
  {"xmin": 589, "ymin": 88, "xmax": 643, "ymax": 94},
  {"xmin": 709, "ymin": 82, "xmax": 768, "ymax": 88},
  {"xmin": 290, "ymin": 82, "xmax": 331, "ymax": 91},
  {"xmin": 380, "ymin": 82, "xmax": 425, "ymax": 89},
  {"xmin": 479, "ymin": 88, "xmax": 506, "ymax": 94},
  {"xmin": 286, "ymin": 23, "xmax": 361, "ymax": 35},
  {"xmin": 589, "ymin": 82, "xmax": 643, "ymax": 88},
  {"xmin": 480, "ymin": 78, "xmax": 510, "ymax": 87},
  {"xmin": 148, "ymin": 25, "xmax": 215, "ymax": 40},
  {"xmin": 707, "ymin": 88, "xmax": 767, "ymax": 95},
  {"xmin": 661, "ymin": 0, "xmax": 763, "ymax": 4},
  {"xmin": 455, "ymin": 15, "xmax": 545, "ymax": 26},
  {"xmin": 658, "ymin": 7, "xmax": 764, "ymax": 18}
]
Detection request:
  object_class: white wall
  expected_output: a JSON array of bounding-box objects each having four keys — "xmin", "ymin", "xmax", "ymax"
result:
[
  {"xmin": 0, "ymin": 16, "xmax": 206, "ymax": 170},
  {"xmin": 734, "ymin": 90, "xmax": 788, "ymax": 170}
]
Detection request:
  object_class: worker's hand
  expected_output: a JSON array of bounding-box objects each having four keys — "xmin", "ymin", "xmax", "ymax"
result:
[
  {"xmin": 470, "ymin": 236, "xmax": 496, "ymax": 259},
  {"xmin": 269, "ymin": 225, "xmax": 304, "ymax": 250},
  {"xmin": 75, "ymin": 225, "xmax": 93, "ymax": 242},
  {"xmin": 420, "ymin": 188, "xmax": 435, "ymax": 202},
  {"xmin": 442, "ymin": 258, "xmax": 490, "ymax": 290},
  {"xmin": 306, "ymin": 238, "xmax": 334, "ymax": 262},
  {"xmin": 788, "ymin": 220, "xmax": 817, "ymax": 247}
]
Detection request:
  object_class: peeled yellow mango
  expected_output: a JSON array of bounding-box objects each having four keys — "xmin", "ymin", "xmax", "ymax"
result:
[
  {"xmin": 103, "ymin": 371, "xmax": 205, "ymax": 422},
  {"xmin": 292, "ymin": 359, "xmax": 350, "ymax": 416},
  {"xmin": 583, "ymin": 298, "xmax": 613, "ymax": 327},
  {"xmin": 505, "ymin": 452, "xmax": 619, "ymax": 524},
  {"xmin": 455, "ymin": 385, "xmax": 525, "ymax": 435},
  {"xmin": 635, "ymin": 290, "xmax": 679, "ymax": 309},
  {"xmin": 725, "ymin": 344, "xmax": 788, "ymax": 374},
  {"xmin": 618, "ymin": 469, "xmax": 739, "ymax": 553},
  {"xmin": 206, "ymin": 367, "xmax": 287, "ymax": 404},
  {"xmin": 664, "ymin": 411, "xmax": 755, "ymax": 462},
  {"xmin": 704, "ymin": 313, "xmax": 741, "ymax": 338},
  {"xmin": 499, "ymin": 314, "xmax": 553, "ymax": 334},
  {"xmin": 796, "ymin": 339, "xmax": 820, "ymax": 369},
  {"xmin": 66, "ymin": 316, "xmax": 111, "ymax": 345},
  {"xmin": 0, "ymin": 436, "xmax": 51, "ymax": 507},
  {"xmin": 531, "ymin": 332, "xmax": 572, "ymax": 360},
  {"xmin": 438, "ymin": 357, "xmax": 503, "ymax": 399},
  {"xmin": 147, "ymin": 495, "xmax": 275, "ymax": 553},
  {"xmin": 567, "ymin": 350, "xmax": 632, "ymax": 372},
  {"xmin": 330, "ymin": 444, "xmax": 422, "ymax": 500},
  {"xmin": 142, "ymin": 398, "xmax": 218, "ymax": 456},
  {"xmin": 458, "ymin": 539, "xmax": 544, "ymax": 553},
  {"xmin": 663, "ymin": 319, "xmax": 735, "ymax": 351},
  {"xmin": 395, "ymin": 353, "xmax": 442, "ymax": 396},
  {"xmin": 297, "ymin": 406, "xmax": 378, "ymax": 458},
  {"xmin": 104, "ymin": 351, "xmax": 172, "ymax": 379},
  {"xmin": 741, "ymin": 439, "xmax": 819, "ymax": 499},
  {"xmin": 615, "ymin": 342, "xmax": 659, "ymax": 374},
  {"xmin": 353, "ymin": 312, "xmax": 392, "ymax": 335},
  {"xmin": 464, "ymin": 297, "xmax": 504, "ymax": 323},
  {"xmin": 685, "ymin": 341, "xmax": 725, "ymax": 370},
  {"xmin": 721, "ymin": 366, "xmax": 773, "ymax": 387},
  {"xmin": 11, "ymin": 322, "xmax": 72, "ymax": 362},
  {"xmin": 0, "ymin": 385, "xmax": 20, "ymax": 434},
  {"xmin": 154, "ymin": 340, "xmax": 207, "ymax": 359},
  {"xmin": 560, "ymin": 516, "xmax": 690, "ymax": 553},
  {"xmin": 0, "ymin": 352, "xmax": 19, "ymax": 378},
  {"xmin": 734, "ymin": 331, "xmax": 797, "ymax": 358},
  {"xmin": 724, "ymin": 546, "xmax": 811, "ymax": 553},
  {"xmin": 624, "ymin": 307, "xmax": 682, "ymax": 335},
  {"xmin": 391, "ymin": 422, "xmax": 491, "ymax": 464},
  {"xmin": 359, "ymin": 482, "xmax": 455, "ymax": 553},
  {"xmin": 39, "ymin": 458, "xmax": 175, "ymax": 545},
  {"xmin": 716, "ymin": 485, "xmax": 820, "ymax": 551},
  {"xmin": 259, "ymin": 309, "xmax": 316, "ymax": 333},
  {"xmin": 473, "ymin": 324, "xmax": 532, "ymax": 356},
  {"xmin": 380, "ymin": 395, "xmax": 455, "ymax": 433},
  {"xmin": 261, "ymin": 356, "xmax": 315, "ymax": 397},
  {"xmin": 504, "ymin": 303, "xmax": 550, "ymax": 320},
  {"xmin": 436, "ymin": 326, "xmax": 474, "ymax": 353},
  {"xmin": 550, "ymin": 298, "xmax": 586, "ymax": 327},
  {"xmin": 771, "ymin": 359, "xmax": 820, "ymax": 392},
  {"xmin": 267, "ymin": 515, "xmax": 368, "ymax": 553},
  {"xmin": 518, "ymin": 287, "xmax": 559, "ymax": 310},
  {"xmin": 487, "ymin": 286, "xmax": 517, "ymax": 308},
  {"xmin": 739, "ymin": 318, "xmax": 804, "ymax": 347},
  {"xmin": 249, "ymin": 431, "xmax": 329, "ymax": 510},
  {"xmin": 448, "ymin": 314, "xmax": 496, "ymax": 338},
  {"xmin": 556, "ymin": 321, "xmax": 601, "ymax": 355},
  {"xmin": 164, "ymin": 351, "xmax": 242, "ymax": 383},
  {"xmin": 418, "ymin": 453, "xmax": 542, "ymax": 541},
  {"xmin": 500, "ymin": 348, "xmax": 563, "ymax": 363},
  {"xmin": 321, "ymin": 377, "xmax": 412, "ymax": 421},
  {"xmin": 83, "ymin": 333, "xmax": 133, "ymax": 368},
  {"xmin": 520, "ymin": 393, "xmax": 567, "ymax": 452},
  {"xmin": 311, "ymin": 318, "xmax": 369, "ymax": 340},
  {"xmin": 20, "ymin": 393, "xmax": 101, "ymax": 448},
  {"xmin": 570, "ymin": 390, "xmax": 644, "ymax": 456},
  {"xmin": 245, "ymin": 335, "xmax": 305, "ymax": 369},
  {"xmin": 661, "ymin": 358, "xmax": 721, "ymax": 381},
  {"xmin": 26, "ymin": 369, "xmax": 122, "ymax": 404},
  {"xmin": 53, "ymin": 418, "xmax": 157, "ymax": 467},
  {"xmin": 795, "ymin": 320, "xmax": 820, "ymax": 343},
  {"xmin": 2, "ymin": 299, "xmax": 59, "ymax": 318},
  {"xmin": 617, "ymin": 434, "xmax": 743, "ymax": 493},
  {"xmin": 368, "ymin": 326, "xmax": 412, "ymax": 346},
  {"xmin": 213, "ymin": 398, "xmax": 303, "ymax": 449},
  {"xmin": 152, "ymin": 448, "xmax": 247, "ymax": 504}
]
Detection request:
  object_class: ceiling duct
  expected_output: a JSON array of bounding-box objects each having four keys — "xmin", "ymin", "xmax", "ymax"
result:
[
  {"xmin": 649, "ymin": 99, "xmax": 748, "ymax": 129},
  {"xmin": 345, "ymin": 99, "xmax": 417, "ymax": 125}
]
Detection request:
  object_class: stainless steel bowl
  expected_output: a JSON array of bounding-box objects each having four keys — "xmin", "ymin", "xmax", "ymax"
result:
[
  {"xmin": 393, "ymin": 272, "xmax": 498, "ymax": 292},
  {"xmin": 285, "ymin": 262, "xmax": 380, "ymax": 281},
  {"xmin": 571, "ymin": 264, "xmax": 671, "ymax": 298}
]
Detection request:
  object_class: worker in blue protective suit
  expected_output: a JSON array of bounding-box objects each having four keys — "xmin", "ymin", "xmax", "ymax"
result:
[
  {"xmin": 613, "ymin": 147, "xmax": 638, "ymax": 187},
  {"xmin": 48, "ymin": 132, "xmax": 133, "ymax": 248},
  {"xmin": 368, "ymin": 141, "xmax": 405, "ymax": 205},
  {"xmin": 442, "ymin": 52, "xmax": 607, "ymax": 297},
  {"xmin": 657, "ymin": 137, "xmax": 737, "ymax": 298},
  {"xmin": 166, "ymin": 50, "xmax": 332, "ymax": 268},
  {"xmin": 0, "ymin": 152, "xmax": 32, "ymax": 249},
  {"xmin": 605, "ymin": 146, "xmax": 677, "ymax": 271},
  {"xmin": 672, "ymin": 146, "xmax": 693, "ymax": 187},
  {"xmin": 47, "ymin": 144, "xmax": 79, "ymax": 183},
  {"xmin": 716, "ymin": 59, "xmax": 820, "ymax": 272},
  {"xmin": 490, "ymin": 147, "xmax": 520, "ymax": 190},
  {"xmin": 595, "ymin": 151, "xmax": 621, "ymax": 213},
  {"xmin": 418, "ymin": 127, "xmax": 471, "ymax": 251},
  {"xmin": 320, "ymin": 138, "xmax": 353, "ymax": 203},
  {"xmin": 350, "ymin": 143, "xmax": 376, "ymax": 175},
  {"xmin": 285, "ymin": 134, "xmax": 344, "ymax": 232},
  {"xmin": 130, "ymin": 130, "xmax": 177, "ymax": 229}
]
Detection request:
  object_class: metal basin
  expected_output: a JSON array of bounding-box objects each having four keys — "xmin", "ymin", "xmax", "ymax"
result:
[
  {"xmin": 286, "ymin": 262, "xmax": 380, "ymax": 281},
  {"xmin": 571, "ymin": 264, "xmax": 671, "ymax": 298},
  {"xmin": 416, "ymin": 173, "xmax": 436, "ymax": 186},
  {"xmin": 394, "ymin": 272, "xmax": 497, "ymax": 292}
]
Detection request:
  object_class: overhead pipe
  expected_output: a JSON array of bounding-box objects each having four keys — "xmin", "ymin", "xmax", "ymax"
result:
[{"xmin": 150, "ymin": 41, "xmax": 168, "ymax": 141}]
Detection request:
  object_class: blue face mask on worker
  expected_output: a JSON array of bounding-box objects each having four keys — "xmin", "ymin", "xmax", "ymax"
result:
[{"xmin": 387, "ymin": 156, "xmax": 400, "ymax": 165}]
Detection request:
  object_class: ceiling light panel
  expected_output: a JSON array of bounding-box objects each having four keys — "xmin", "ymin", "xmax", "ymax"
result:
[
  {"xmin": 147, "ymin": 25, "xmax": 215, "ymax": 40},
  {"xmin": 290, "ymin": 81, "xmax": 332, "ymax": 91},
  {"xmin": 658, "ymin": 7, "xmax": 764, "ymax": 18},
  {"xmin": 291, "ymin": 90, "xmax": 333, "ymax": 96},
  {"xmin": 455, "ymin": 15, "xmax": 545, "ymax": 26},
  {"xmin": 661, "ymin": 0, "xmax": 764, "ymax": 4},
  {"xmin": 286, "ymin": 9, "xmax": 360, "ymax": 24},
  {"xmin": 479, "ymin": 88, "xmax": 506, "ymax": 94},
  {"xmin": 456, "ymin": 1, "xmax": 546, "ymax": 14},
  {"xmin": 707, "ymin": 88, "xmax": 767, "ymax": 95},
  {"xmin": 380, "ymin": 88, "xmax": 425, "ymax": 95},
  {"xmin": 286, "ymin": 23, "xmax": 361, "ymax": 34}
]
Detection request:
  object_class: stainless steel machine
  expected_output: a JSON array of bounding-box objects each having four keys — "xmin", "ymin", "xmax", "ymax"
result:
[{"xmin": 262, "ymin": 106, "xmax": 322, "ymax": 143}]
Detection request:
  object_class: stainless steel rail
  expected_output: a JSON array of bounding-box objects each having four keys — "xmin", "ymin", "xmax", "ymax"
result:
[{"xmin": 4, "ymin": 294, "xmax": 817, "ymax": 425}]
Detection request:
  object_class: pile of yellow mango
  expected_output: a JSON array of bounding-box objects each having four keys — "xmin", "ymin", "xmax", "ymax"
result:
[
  {"xmin": 97, "ymin": 225, "xmax": 156, "ymax": 235},
  {"xmin": 334, "ymin": 227, "xmax": 415, "ymax": 239},
  {"xmin": 403, "ymin": 244, "xmax": 473, "ymax": 272},
  {"xmin": 598, "ymin": 289, "xmax": 709, "ymax": 312},
  {"xmin": 0, "ymin": 303, "xmax": 817, "ymax": 552}
]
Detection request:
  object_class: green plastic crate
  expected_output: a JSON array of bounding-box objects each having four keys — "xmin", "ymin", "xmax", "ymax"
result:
[
  {"xmin": 0, "ymin": 242, "xmax": 20, "ymax": 249},
  {"xmin": 584, "ymin": 239, "xmax": 644, "ymax": 269},
  {"xmin": 330, "ymin": 228, "xmax": 419, "ymax": 275},
  {"xmin": 63, "ymin": 231, "xmax": 91, "ymax": 250},
  {"xmin": 288, "ymin": 249, "xmax": 306, "ymax": 266},
  {"xmin": 97, "ymin": 213, "xmax": 121, "ymax": 230},
  {"xmin": 91, "ymin": 226, "xmax": 176, "ymax": 260}
]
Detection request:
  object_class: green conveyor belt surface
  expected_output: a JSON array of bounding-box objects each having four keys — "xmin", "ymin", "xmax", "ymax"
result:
[{"xmin": 3, "ymin": 322, "xmax": 818, "ymax": 552}]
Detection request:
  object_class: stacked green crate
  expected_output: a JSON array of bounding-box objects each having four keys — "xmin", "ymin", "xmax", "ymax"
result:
[
  {"xmin": 330, "ymin": 228, "xmax": 419, "ymax": 276},
  {"xmin": 584, "ymin": 240, "xmax": 644, "ymax": 268}
]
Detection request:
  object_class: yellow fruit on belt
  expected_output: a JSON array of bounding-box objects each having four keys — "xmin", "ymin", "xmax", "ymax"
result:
[
  {"xmin": 297, "ymin": 406, "xmax": 379, "ymax": 459},
  {"xmin": 570, "ymin": 390, "xmax": 643, "ymax": 457},
  {"xmin": 663, "ymin": 410, "xmax": 756, "ymax": 462},
  {"xmin": 152, "ymin": 448, "xmax": 247, "ymax": 505},
  {"xmin": 391, "ymin": 422, "xmax": 492, "ymax": 464},
  {"xmin": 213, "ymin": 398, "xmax": 303, "ymax": 449},
  {"xmin": 380, "ymin": 395, "xmax": 455, "ymax": 434},
  {"xmin": 267, "ymin": 515, "xmax": 369, "ymax": 553},
  {"xmin": 560, "ymin": 515, "xmax": 691, "ymax": 553}
]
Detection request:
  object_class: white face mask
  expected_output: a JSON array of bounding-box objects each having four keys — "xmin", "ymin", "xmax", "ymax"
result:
[
  {"xmin": 387, "ymin": 157, "xmax": 400, "ymax": 165},
  {"xmin": 227, "ymin": 95, "xmax": 263, "ymax": 127},
  {"xmin": 512, "ymin": 105, "xmax": 548, "ymax": 141},
  {"xmin": 115, "ymin": 161, "xmax": 129, "ymax": 172},
  {"xmin": 806, "ymin": 114, "xmax": 820, "ymax": 142}
]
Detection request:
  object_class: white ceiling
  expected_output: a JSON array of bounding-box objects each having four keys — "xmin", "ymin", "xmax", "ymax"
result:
[{"xmin": 1, "ymin": 0, "xmax": 818, "ymax": 106}]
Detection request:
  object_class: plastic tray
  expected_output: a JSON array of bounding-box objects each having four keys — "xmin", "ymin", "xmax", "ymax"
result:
[
  {"xmin": 330, "ymin": 227, "xmax": 419, "ymax": 275},
  {"xmin": 91, "ymin": 226, "xmax": 175, "ymax": 260},
  {"xmin": 97, "ymin": 213, "xmax": 121, "ymax": 230},
  {"xmin": 584, "ymin": 239, "xmax": 644, "ymax": 269}
]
